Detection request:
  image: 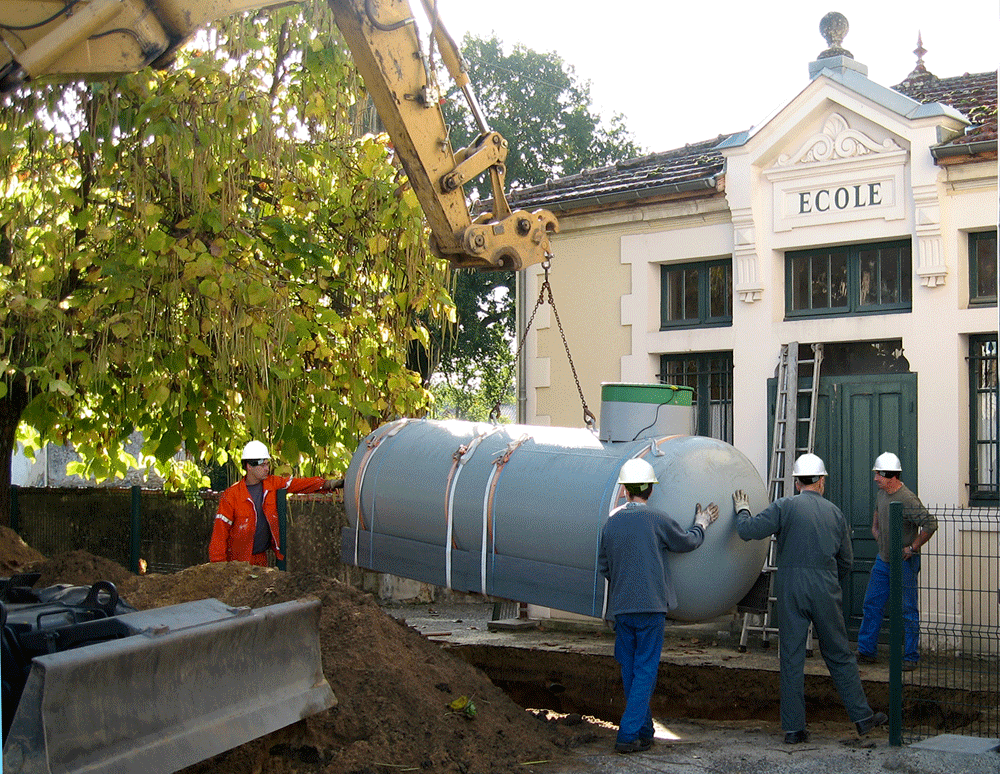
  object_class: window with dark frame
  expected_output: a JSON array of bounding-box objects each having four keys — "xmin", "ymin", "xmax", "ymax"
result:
[
  {"xmin": 786, "ymin": 240, "xmax": 911, "ymax": 318},
  {"xmin": 970, "ymin": 231, "xmax": 998, "ymax": 306},
  {"xmin": 658, "ymin": 352, "xmax": 733, "ymax": 444},
  {"xmin": 660, "ymin": 259, "xmax": 732, "ymax": 329},
  {"xmin": 969, "ymin": 334, "xmax": 999, "ymax": 503}
]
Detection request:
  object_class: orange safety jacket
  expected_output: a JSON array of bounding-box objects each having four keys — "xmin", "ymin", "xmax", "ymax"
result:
[{"xmin": 209, "ymin": 474, "xmax": 326, "ymax": 565}]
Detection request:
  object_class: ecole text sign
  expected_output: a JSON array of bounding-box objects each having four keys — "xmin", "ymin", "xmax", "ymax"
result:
[
  {"xmin": 772, "ymin": 172, "xmax": 902, "ymax": 232},
  {"xmin": 796, "ymin": 182, "xmax": 882, "ymax": 214}
]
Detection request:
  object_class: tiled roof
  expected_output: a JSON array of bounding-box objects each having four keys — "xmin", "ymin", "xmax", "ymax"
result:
[
  {"xmin": 893, "ymin": 70, "xmax": 997, "ymax": 145},
  {"xmin": 510, "ymin": 135, "xmax": 727, "ymax": 212},
  {"xmin": 512, "ymin": 69, "xmax": 996, "ymax": 213}
]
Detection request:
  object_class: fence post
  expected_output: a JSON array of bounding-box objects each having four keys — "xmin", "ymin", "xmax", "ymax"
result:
[
  {"xmin": 129, "ymin": 485, "xmax": 142, "ymax": 574},
  {"xmin": 276, "ymin": 489, "xmax": 287, "ymax": 571},
  {"xmin": 11, "ymin": 483, "xmax": 20, "ymax": 532},
  {"xmin": 888, "ymin": 499, "xmax": 903, "ymax": 746}
]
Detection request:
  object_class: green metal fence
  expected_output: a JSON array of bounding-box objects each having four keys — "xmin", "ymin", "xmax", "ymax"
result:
[
  {"xmin": 10, "ymin": 485, "xmax": 217, "ymax": 574},
  {"xmin": 897, "ymin": 503, "xmax": 999, "ymax": 743}
]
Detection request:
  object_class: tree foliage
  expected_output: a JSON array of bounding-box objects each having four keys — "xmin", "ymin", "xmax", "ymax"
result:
[
  {"xmin": 430, "ymin": 35, "xmax": 640, "ymax": 420},
  {"xmin": 0, "ymin": 2, "xmax": 453, "ymax": 515}
]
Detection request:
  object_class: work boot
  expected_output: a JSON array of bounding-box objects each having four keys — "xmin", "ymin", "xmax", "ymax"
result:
[
  {"xmin": 615, "ymin": 738, "xmax": 652, "ymax": 754},
  {"xmin": 902, "ymin": 660, "xmax": 918, "ymax": 672},
  {"xmin": 784, "ymin": 730, "xmax": 809, "ymax": 744},
  {"xmin": 856, "ymin": 651, "xmax": 878, "ymax": 664},
  {"xmin": 856, "ymin": 711, "xmax": 888, "ymax": 736}
]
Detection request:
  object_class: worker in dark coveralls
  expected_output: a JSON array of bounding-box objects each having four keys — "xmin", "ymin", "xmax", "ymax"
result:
[
  {"xmin": 732, "ymin": 453, "xmax": 887, "ymax": 744},
  {"xmin": 598, "ymin": 457, "xmax": 718, "ymax": 754}
]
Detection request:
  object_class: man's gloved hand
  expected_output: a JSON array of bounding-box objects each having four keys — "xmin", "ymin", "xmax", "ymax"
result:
[
  {"xmin": 733, "ymin": 489, "xmax": 750, "ymax": 514},
  {"xmin": 694, "ymin": 502, "xmax": 719, "ymax": 531}
]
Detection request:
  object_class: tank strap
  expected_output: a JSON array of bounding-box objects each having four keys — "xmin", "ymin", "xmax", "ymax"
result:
[
  {"xmin": 443, "ymin": 429, "xmax": 497, "ymax": 589},
  {"xmin": 352, "ymin": 420, "xmax": 410, "ymax": 567},
  {"xmin": 480, "ymin": 434, "xmax": 529, "ymax": 594}
]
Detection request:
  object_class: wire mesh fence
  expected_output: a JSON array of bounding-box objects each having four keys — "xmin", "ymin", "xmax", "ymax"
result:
[{"xmin": 904, "ymin": 505, "xmax": 999, "ymax": 742}]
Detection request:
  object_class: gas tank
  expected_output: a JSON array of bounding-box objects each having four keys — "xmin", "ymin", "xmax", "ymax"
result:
[{"xmin": 343, "ymin": 418, "xmax": 769, "ymax": 622}]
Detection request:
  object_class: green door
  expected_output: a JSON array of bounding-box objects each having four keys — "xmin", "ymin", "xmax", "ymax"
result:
[
  {"xmin": 813, "ymin": 375, "xmax": 918, "ymax": 635},
  {"xmin": 766, "ymin": 372, "xmax": 917, "ymax": 635}
]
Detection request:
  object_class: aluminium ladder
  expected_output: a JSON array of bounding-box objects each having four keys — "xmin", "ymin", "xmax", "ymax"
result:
[{"xmin": 738, "ymin": 342, "xmax": 824, "ymax": 652}]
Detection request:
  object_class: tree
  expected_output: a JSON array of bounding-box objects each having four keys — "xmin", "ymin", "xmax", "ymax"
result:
[
  {"xmin": 430, "ymin": 35, "xmax": 640, "ymax": 419},
  {"xmin": 0, "ymin": 2, "xmax": 454, "ymax": 521}
]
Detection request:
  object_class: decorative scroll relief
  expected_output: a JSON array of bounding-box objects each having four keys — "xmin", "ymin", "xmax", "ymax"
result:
[{"xmin": 777, "ymin": 114, "xmax": 903, "ymax": 166}]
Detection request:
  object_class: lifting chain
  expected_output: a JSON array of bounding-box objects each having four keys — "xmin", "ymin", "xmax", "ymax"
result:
[{"xmin": 490, "ymin": 261, "xmax": 596, "ymax": 430}]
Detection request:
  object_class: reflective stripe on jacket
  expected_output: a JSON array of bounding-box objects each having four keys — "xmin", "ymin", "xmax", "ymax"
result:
[{"xmin": 209, "ymin": 474, "xmax": 325, "ymax": 564}]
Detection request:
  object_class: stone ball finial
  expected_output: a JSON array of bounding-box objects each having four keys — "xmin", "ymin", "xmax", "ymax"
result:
[
  {"xmin": 820, "ymin": 12, "xmax": 848, "ymax": 46},
  {"xmin": 818, "ymin": 12, "xmax": 853, "ymax": 59}
]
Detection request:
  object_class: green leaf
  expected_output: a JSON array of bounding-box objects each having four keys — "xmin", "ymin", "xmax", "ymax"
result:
[
  {"xmin": 48, "ymin": 379, "xmax": 74, "ymax": 396},
  {"xmin": 198, "ymin": 279, "xmax": 220, "ymax": 298}
]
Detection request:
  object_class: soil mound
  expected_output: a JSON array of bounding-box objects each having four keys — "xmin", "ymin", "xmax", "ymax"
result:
[
  {"xmin": 0, "ymin": 525, "xmax": 45, "ymax": 575},
  {"xmin": 27, "ymin": 549, "xmax": 135, "ymax": 589},
  {"xmin": 3, "ymin": 541, "xmax": 593, "ymax": 773}
]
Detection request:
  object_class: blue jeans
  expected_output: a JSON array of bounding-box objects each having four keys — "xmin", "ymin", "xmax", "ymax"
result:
[
  {"xmin": 613, "ymin": 612, "xmax": 665, "ymax": 744},
  {"xmin": 857, "ymin": 554, "xmax": 921, "ymax": 662}
]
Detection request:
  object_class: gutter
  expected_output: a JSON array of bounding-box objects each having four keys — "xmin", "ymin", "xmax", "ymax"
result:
[
  {"xmin": 514, "ymin": 176, "xmax": 721, "ymax": 214},
  {"xmin": 931, "ymin": 139, "xmax": 997, "ymax": 160}
]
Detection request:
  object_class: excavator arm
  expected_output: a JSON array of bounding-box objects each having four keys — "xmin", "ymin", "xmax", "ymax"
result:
[{"xmin": 0, "ymin": 0, "xmax": 557, "ymax": 270}]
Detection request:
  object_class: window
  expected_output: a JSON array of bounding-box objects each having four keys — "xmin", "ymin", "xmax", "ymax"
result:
[
  {"xmin": 660, "ymin": 259, "xmax": 732, "ymax": 328},
  {"xmin": 786, "ymin": 240, "xmax": 911, "ymax": 318},
  {"xmin": 969, "ymin": 335, "xmax": 999, "ymax": 502},
  {"xmin": 658, "ymin": 352, "xmax": 733, "ymax": 443},
  {"xmin": 970, "ymin": 231, "xmax": 997, "ymax": 306}
]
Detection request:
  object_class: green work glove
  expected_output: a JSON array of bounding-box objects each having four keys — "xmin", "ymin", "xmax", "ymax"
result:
[
  {"xmin": 732, "ymin": 489, "xmax": 751, "ymax": 514},
  {"xmin": 694, "ymin": 502, "xmax": 719, "ymax": 531}
]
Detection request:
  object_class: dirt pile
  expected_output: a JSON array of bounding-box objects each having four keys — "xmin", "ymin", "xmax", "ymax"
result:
[
  {"xmin": 0, "ymin": 526, "xmax": 45, "ymax": 575},
  {"xmin": 2, "ymin": 543, "xmax": 597, "ymax": 774}
]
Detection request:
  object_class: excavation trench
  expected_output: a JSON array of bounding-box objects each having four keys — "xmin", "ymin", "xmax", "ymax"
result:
[{"xmin": 451, "ymin": 643, "xmax": 892, "ymax": 725}]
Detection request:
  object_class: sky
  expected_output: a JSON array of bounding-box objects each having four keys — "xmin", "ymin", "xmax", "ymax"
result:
[{"xmin": 428, "ymin": 0, "xmax": 998, "ymax": 153}]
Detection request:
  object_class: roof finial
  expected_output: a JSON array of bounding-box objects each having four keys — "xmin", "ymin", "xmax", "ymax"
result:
[
  {"xmin": 913, "ymin": 32, "xmax": 927, "ymax": 71},
  {"xmin": 818, "ymin": 12, "xmax": 853, "ymax": 59},
  {"xmin": 902, "ymin": 31, "xmax": 936, "ymax": 83}
]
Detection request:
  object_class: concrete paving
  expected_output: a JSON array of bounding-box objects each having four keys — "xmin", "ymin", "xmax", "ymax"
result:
[{"xmin": 382, "ymin": 601, "xmax": 1000, "ymax": 774}]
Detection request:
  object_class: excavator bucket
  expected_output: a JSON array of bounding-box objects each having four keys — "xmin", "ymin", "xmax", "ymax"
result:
[{"xmin": 3, "ymin": 597, "xmax": 336, "ymax": 774}]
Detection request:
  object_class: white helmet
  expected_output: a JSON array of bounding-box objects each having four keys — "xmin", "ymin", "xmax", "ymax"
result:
[
  {"xmin": 618, "ymin": 458, "xmax": 658, "ymax": 485},
  {"xmin": 872, "ymin": 452, "xmax": 902, "ymax": 473},
  {"xmin": 241, "ymin": 440, "xmax": 270, "ymax": 461},
  {"xmin": 791, "ymin": 453, "xmax": 827, "ymax": 477}
]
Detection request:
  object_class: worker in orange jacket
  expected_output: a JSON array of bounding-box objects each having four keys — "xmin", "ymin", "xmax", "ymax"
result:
[{"xmin": 209, "ymin": 440, "xmax": 342, "ymax": 566}]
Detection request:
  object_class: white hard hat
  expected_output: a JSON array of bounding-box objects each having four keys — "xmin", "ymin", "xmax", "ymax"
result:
[
  {"xmin": 872, "ymin": 451, "xmax": 902, "ymax": 472},
  {"xmin": 792, "ymin": 453, "xmax": 828, "ymax": 477},
  {"xmin": 241, "ymin": 440, "xmax": 270, "ymax": 461},
  {"xmin": 618, "ymin": 458, "xmax": 658, "ymax": 485}
]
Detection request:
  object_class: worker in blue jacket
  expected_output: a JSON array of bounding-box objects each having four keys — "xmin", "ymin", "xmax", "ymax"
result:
[
  {"xmin": 598, "ymin": 457, "xmax": 718, "ymax": 754},
  {"xmin": 733, "ymin": 453, "xmax": 887, "ymax": 744}
]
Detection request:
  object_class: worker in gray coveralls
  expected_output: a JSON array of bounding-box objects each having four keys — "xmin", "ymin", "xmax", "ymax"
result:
[{"xmin": 732, "ymin": 453, "xmax": 887, "ymax": 744}]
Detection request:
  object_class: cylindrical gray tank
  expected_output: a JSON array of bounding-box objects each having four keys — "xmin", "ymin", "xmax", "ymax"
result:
[{"xmin": 343, "ymin": 418, "xmax": 769, "ymax": 622}]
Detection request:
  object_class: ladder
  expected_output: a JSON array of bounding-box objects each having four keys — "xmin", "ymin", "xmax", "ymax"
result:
[{"xmin": 738, "ymin": 342, "xmax": 824, "ymax": 652}]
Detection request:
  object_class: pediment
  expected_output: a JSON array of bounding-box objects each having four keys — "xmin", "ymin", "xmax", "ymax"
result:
[{"xmin": 776, "ymin": 113, "xmax": 902, "ymax": 167}]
